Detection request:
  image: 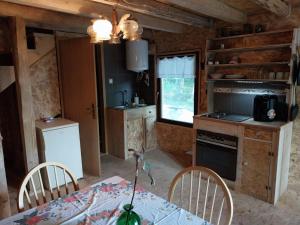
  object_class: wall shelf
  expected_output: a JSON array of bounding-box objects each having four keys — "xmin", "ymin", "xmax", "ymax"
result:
[
  {"xmin": 207, "ymin": 43, "xmax": 291, "ymax": 53},
  {"xmin": 207, "ymin": 78, "xmax": 289, "ymax": 83},
  {"xmin": 211, "ymin": 29, "xmax": 293, "ymax": 41},
  {"xmin": 207, "ymin": 61, "xmax": 290, "ymax": 68},
  {"xmin": 205, "ymin": 28, "xmax": 300, "ymax": 117}
]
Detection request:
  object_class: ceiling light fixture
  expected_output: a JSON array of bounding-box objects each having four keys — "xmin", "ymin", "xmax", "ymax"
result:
[{"xmin": 87, "ymin": 9, "xmax": 143, "ymax": 44}]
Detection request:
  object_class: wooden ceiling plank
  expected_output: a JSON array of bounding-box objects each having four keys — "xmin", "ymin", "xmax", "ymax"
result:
[
  {"xmin": 0, "ymin": 1, "xmax": 90, "ymax": 33},
  {"xmin": 250, "ymin": 0, "xmax": 290, "ymax": 16},
  {"xmin": 90, "ymin": 0, "xmax": 212, "ymax": 27},
  {"xmin": 2, "ymin": 0, "xmax": 186, "ymax": 33},
  {"xmin": 155, "ymin": 0, "xmax": 247, "ymax": 24}
]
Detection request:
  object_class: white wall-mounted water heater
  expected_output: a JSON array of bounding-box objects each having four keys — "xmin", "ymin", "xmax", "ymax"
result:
[{"xmin": 126, "ymin": 40, "xmax": 148, "ymax": 72}]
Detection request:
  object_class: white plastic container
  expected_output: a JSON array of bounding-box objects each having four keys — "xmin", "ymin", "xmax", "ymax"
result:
[{"xmin": 126, "ymin": 40, "xmax": 148, "ymax": 72}]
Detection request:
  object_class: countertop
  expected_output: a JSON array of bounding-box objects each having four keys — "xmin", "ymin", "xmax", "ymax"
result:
[
  {"xmin": 35, "ymin": 118, "xmax": 78, "ymax": 131},
  {"xmin": 108, "ymin": 104, "xmax": 156, "ymax": 111},
  {"xmin": 194, "ymin": 114, "xmax": 291, "ymax": 130}
]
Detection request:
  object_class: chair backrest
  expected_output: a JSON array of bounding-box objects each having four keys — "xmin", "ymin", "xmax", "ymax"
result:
[
  {"xmin": 168, "ymin": 166, "xmax": 233, "ymax": 225},
  {"xmin": 17, "ymin": 162, "xmax": 79, "ymax": 212}
]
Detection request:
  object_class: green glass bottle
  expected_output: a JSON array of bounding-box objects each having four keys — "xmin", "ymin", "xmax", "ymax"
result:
[{"xmin": 116, "ymin": 204, "xmax": 141, "ymax": 225}]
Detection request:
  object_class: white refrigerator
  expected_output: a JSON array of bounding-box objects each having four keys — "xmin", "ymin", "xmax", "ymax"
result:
[{"xmin": 36, "ymin": 118, "xmax": 83, "ymax": 189}]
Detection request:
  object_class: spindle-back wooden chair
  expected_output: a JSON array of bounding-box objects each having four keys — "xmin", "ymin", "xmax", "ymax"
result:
[
  {"xmin": 168, "ymin": 166, "xmax": 233, "ymax": 225},
  {"xmin": 17, "ymin": 162, "xmax": 79, "ymax": 212}
]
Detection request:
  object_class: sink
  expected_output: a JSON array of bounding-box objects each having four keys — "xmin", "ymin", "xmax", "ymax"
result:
[
  {"xmin": 113, "ymin": 105, "xmax": 128, "ymax": 110},
  {"xmin": 113, "ymin": 104, "xmax": 147, "ymax": 110}
]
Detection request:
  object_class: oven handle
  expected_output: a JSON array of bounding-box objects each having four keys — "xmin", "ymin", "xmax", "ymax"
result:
[{"xmin": 196, "ymin": 139, "xmax": 238, "ymax": 150}]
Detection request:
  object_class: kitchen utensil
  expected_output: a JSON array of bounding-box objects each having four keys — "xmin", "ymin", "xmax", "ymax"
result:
[
  {"xmin": 255, "ymin": 24, "xmax": 265, "ymax": 33},
  {"xmin": 284, "ymin": 72, "xmax": 290, "ymax": 80},
  {"xmin": 276, "ymin": 102, "xmax": 289, "ymax": 122},
  {"xmin": 229, "ymin": 56, "xmax": 239, "ymax": 64},
  {"xmin": 243, "ymin": 24, "xmax": 253, "ymax": 34},
  {"xmin": 276, "ymin": 72, "xmax": 284, "ymax": 80},
  {"xmin": 210, "ymin": 73, "xmax": 223, "ymax": 79},
  {"xmin": 253, "ymin": 95, "xmax": 278, "ymax": 122},
  {"xmin": 269, "ymin": 72, "xmax": 275, "ymax": 80}
]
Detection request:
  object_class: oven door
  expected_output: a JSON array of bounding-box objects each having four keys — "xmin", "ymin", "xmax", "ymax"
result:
[{"xmin": 196, "ymin": 140, "xmax": 237, "ymax": 181}]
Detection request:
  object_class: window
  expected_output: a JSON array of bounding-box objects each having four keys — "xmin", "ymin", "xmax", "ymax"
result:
[{"xmin": 157, "ymin": 53, "xmax": 198, "ymax": 126}]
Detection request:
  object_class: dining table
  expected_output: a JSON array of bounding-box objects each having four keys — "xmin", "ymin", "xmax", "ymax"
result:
[{"xmin": 0, "ymin": 176, "xmax": 210, "ymax": 225}]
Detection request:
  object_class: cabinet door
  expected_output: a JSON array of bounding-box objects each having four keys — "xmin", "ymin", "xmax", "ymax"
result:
[
  {"xmin": 241, "ymin": 138, "xmax": 272, "ymax": 201},
  {"xmin": 127, "ymin": 118, "xmax": 144, "ymax": 157},
  {"xmin": 145, "ymin": 116, "xmax": 157, "ymax": 151}
]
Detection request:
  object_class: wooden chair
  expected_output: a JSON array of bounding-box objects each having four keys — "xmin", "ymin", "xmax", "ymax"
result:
[
  {"xmin": 17, "ymin": 162, "xmax": 79, "ymax": 212},
  {"xmin": 168, "ymin": 166, "xmax": 233, "ymax": 225}
]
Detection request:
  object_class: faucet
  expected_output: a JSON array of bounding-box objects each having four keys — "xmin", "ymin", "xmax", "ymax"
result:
[
  {"xmin": 123, "ymin": 90, "xmax": 128, "ymax": 107},
  {"xmin": 116, "ymin": 90, "xmax": 128, "ymax": 107}
]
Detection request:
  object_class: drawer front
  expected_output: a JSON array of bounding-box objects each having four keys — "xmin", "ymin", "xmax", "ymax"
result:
[
  {"xmin": 126, "ymin": 109, "xmax": 143, "ymax": 120},
  {"xmin": 194, "ymin": 119, "xmax": 239, "ymax": 136},
  {"xmin": 244, "ymin": 127, "xmax": 273, "ymax": 141}
]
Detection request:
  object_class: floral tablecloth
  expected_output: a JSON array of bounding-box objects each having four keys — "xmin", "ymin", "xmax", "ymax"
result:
[{"xmin": 0, "ymin": 176, "xmax": 210, "ymax": 225}]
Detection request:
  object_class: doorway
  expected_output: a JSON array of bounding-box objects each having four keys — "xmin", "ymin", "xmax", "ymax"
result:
[{"xmin": 58, "ymin": 37, "xmax": 103, "ymax": 176}]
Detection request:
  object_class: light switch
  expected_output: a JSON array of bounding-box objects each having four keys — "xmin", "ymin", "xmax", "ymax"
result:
[{"xmin": 109, "ymin": 78, "xmax": 113, "ymax": 84}]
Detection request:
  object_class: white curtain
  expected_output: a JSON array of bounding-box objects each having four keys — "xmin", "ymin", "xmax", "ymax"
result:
[{"xmin": 157, "ymin": 55, "xmax": 196, "ymax": 78}]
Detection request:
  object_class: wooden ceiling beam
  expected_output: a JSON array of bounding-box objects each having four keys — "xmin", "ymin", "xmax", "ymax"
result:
[
  {"xmin": 89, "ymin": 0, "xmax": 212, "ymax": 27},
  {"xmin": 250, "ymin": 0, "xmax": 290, "ymax": 16},
  {"xmin": 0, "ymin": 1, "xmax": 90, "ymax": 33},
  {"xmin": 2, "ymin": 0, "xmax": 191, "ymax": 33},
  {"xmin": 155, "ymin": 0, "xmax": 247, "ymax": 24}
]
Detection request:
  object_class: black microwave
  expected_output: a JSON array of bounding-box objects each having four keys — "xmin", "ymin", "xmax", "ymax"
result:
[{"xmin": 253, "ymin": 95, "xmax": 278, "ymax": 122}]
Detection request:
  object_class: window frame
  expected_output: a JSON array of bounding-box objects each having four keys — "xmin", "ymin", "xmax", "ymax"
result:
[{"xmin": 156, "ymin": 51, "xmax": 200, "ymax": 127}]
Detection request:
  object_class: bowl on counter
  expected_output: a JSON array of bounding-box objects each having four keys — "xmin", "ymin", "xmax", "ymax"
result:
[{"xmin": 209, "ymin": 73, "xmax": 224, "ymax": 79}]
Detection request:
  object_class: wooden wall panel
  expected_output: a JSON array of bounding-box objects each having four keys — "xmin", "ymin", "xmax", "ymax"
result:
[
  {"xmin": 152, "ymin": 27, "xmax": 215, "ymax": 165},
  {"xmin": 0, "ymin": 83, "xmax": 26, "ymax": 186},
  {"xmin": 153, "ymin": 27, "xmax": 215, "ymax": 113},
  {"xmin": 0, "ymin": 134, "xmax": 11, "ymax": 219},
  {"xmin": 156, "ymin": 122, "xmax": 193, "ymax": 167},
  {"xmin": 10, "ymin": 17, "xmax": 39, "ymax": 172},
  {"xmin": 29, "ymin": 34, "xmax": 61, "ymax": 119}
]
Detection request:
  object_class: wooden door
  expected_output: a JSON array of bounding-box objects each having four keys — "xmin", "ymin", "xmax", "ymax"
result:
[
  {"xmin": 241, "ymin": 138, "xmax": 271, "ymax": 201},
  {"xmin": 58, "ymin": 37, "xmax": 101, "ymax": 176}
]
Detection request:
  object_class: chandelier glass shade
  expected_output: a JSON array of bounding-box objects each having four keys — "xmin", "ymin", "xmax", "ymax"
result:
[{"xmin": 87, "ymin": 9, "xmax": 143, "ymax": 44}]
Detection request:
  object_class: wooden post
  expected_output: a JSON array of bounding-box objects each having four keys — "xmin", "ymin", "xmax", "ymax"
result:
[
  {"xmin": 0, "ymin": 133, "xmax": 11, "ymax": 219},
  {"xmin": 10, "ymin": 17, "xmax": 39, "ymax": 172}
]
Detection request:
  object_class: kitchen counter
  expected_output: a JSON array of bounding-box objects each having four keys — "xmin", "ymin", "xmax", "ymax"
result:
[
  {"xmin": 109, "ymin": 104, "xmax": 155, "ymax": 111},
  {"xmin": 107, "ymin": 105, "xmax": 157, "ymax": 159},
  {"xmin": 193, "ymin": 113, "xmax": 293, "ymax": 204},
  {"xmin": 194, "ymin": 114, "xmax": 289, "ymax": 130}
]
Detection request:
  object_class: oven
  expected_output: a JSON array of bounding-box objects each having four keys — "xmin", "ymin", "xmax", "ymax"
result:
[{"xmin": 196, "ymin": 130, "xmax": 238, "ymax": 181}]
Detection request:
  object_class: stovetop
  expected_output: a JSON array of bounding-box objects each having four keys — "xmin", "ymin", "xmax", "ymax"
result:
[{"xmin": 205, "ymin": 112, "xmax": 251, "ymax": 122}]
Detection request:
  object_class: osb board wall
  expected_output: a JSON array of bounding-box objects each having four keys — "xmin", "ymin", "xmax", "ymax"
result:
[
  {"xmin": 156, "ymin": 122, "xmax": 193, "ymax": 167},
  {"xmin": 247, "ymin": 6, "xmax": 300, "ymax": 30},
  {"xmin": 29, "ymin": 34, "xmax": 61, "ymax": 119},
  {"xmin": 152, "ymin": 27, "xmax": 214, "ymax": 165},
  {"xmin": 153, "ymin": 27, "xmax": 215, "ymax": 113}
]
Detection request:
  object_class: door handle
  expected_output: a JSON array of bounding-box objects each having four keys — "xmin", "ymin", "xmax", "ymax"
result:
[{"xmin": 86, "ymin": 103, "xmax": 96, "ymax": 119}]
